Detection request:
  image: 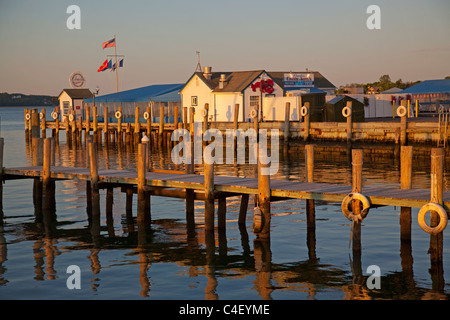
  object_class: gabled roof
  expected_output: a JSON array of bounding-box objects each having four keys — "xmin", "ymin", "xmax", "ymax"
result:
[
  {"xmin": 83, "ymin": 83, "xmax": 183, "ymax": 103},
  {"xmin": 399, "ymin": 79, "xmax": 450, "ymax": 94},
  {"xmin": 182, "ymin": 69, "xmax": 336, "ymax": 94},
  {"xmin": 59, "ymin": 89, "xmax": 93, "ymax": 99},
  {"xmin": 212, "ymin": 70, "xmax": 265, "ymax": 93}
]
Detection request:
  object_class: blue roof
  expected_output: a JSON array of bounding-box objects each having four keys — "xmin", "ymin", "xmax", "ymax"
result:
[
  {"xmin": 84, "ymin": 83, "xmax": 183, "ymax": 103},
  {"xmin": 399, "ymin": 79, "xmax": 450, "ymax": 94}
]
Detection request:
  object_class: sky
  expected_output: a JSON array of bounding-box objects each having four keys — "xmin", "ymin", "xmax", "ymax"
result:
[{"xmin": 0, "ymin": 0, "xmax": 449, "ymax": 96}]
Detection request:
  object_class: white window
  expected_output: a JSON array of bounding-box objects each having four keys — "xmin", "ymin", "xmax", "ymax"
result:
[
  {"xmin": 191, "ymin": 96, "xmax": 198, "ymax": 106},
  {"xmin": 63, "ymin": 101, "xmax": 70, "ymax": 115},
  {"xmin": 250, "ymin": 96, "xmax": 259, "ymax": 108}
]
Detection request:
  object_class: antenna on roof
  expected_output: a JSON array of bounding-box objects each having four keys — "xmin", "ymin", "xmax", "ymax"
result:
[{"xmin": 195, "ymin": 51, "xmax": 202, "ymax": 72}]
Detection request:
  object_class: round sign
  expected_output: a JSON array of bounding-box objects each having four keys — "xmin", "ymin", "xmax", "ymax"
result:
[{"xmin": 69, "ymin": 71, "xmax": 86, "ymax": 88}]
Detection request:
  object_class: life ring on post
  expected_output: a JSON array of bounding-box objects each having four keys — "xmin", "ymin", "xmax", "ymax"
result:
[
  {"xmin": 253, "ymin": 207, "xmax": 263, "ymax": 233},
  {"xmin": 201, "ymin": 108, "xmax": 208, "ymax": 117},
  {"xmin": 341, "ymin": 192, "xmax": 371, "ymax": 222},
  {"xmin": 39, "ymin": 112, "xmax": 44, "ymax": 120},
  {"xmin": 25, "ymin": 113, "xmax": 31, "ymax": 120},
  {"xmin": 115, "ymin": 111, "xmax": 122, "ymax": 119},
  {"xmin": 250, "ymin": 108, "xmax": 258, "ymax": 119},
  {"xmin": 342, "ymin": 106, "xmax": 352, "ymax": 118},
  {"xmin": 396, "ymin": 105, "xmax": 407, "ymax": 117},
  {"xmin": 143, "ymin": 111, "xmax": 150, "ymax": 120},
  {"xmin": 51, "ymin": 112, "xmax": 58, "ymax": 120},
  {"xmin": 68, "ymin": 114, "xmax": 74, "ymax": 122},
  {"xmin": 300, "ymin": 106, "xmax": 309, "ymax": 117},
  {"xmin": 418, "ymin": 202, "xmax": 448, "ymax": 235}
]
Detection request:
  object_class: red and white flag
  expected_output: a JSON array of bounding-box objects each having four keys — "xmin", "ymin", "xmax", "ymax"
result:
[{"xmin": 102, "ymin": 38, "xmax": 115, "ymax": 49}]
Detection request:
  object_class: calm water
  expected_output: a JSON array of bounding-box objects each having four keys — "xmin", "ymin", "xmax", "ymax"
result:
[{"xmin": 0, "ymin": 106, "xmax": 448, "ymax": 300}]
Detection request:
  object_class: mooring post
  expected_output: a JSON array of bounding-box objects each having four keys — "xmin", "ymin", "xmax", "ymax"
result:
[
  {"xmin": 159, "ymin": 105, "xmax": 164, "ymax": 146},
  {"xmin": 31, "ymin": 109, "xmax": 40, "ymax": 139},
  {"xmin": 218, "ymin": 196, "xmax": 226, "ymax": 230},
  {"xmin": 204, "ymin": 157, "xmax": 215, "ymax": 232},
  {"xmin": 41, "ymin": 109, "xmax": 46, "ymax": 138},
  {"xmin": 303, "ymin": 102, "xmax": 310, "ymax": 142},
  {"xmin": 400, "ymin": 100, "xmax": 407, "ymax": 146},
  {"xmin": 346, "ymin": 101, "xmax": 352, "ymax": 143},
  {"xmin": 137, "ymin": 143, "xmax": 150, "ymax": 228},
  {"xmin": 257, "ymin": 159, "xmax": 271, "ymax": 239},
  {"xmin": 93, "ymin": 106, "xmax": 98, "ymax": 137},
  {"xmin": 305, "ymin": 144, "xmax": 317, "ymax": 259},
  {"xmin": 117, "ymin": 106, "xmax": 122, "ymax": 140},
  {"xmin": 42, "ymin": 138, "xmax": 52, "ymax": 212},
  {"xmin": 134, "ymin": 106, "xmax": 141, "ymax": 145},
  {"xmin": 352, "ymin": 149, "xmax": 363, "ymax": 254},
  {"xmin": 32, "ymin": 137, "xmax": 43, "ymax": 166},
  {"xmin": 174, "ymin": 105, "xmax": 179, "ymax": 137},
  {"xmin": 400, "ymin": 146, "xmax": 413, "ymax": 240},
  {"xmin": 103, "ymin": 106, "xmax": 109, "ymax": 143},
  {"xmin": 284, "ymin": 102, "xmax": 290, "ymax": 143},
  {"xmin": 238, "ymin": 194, "xmax": 249, "ymax": 225},
  {"xmin": 85, "ymin": 106, "xmax": 90, "ymax": 135},
  {"xmin": 202, "ymin": 103, "xmax": 209, "ymax": 150},
  {"xmin": 185, "ymin": 107, "xmax": 195, "ymax": 223},
  {"xmin": 88, "ymin": 140, "xmax": 100, "ymax": 240},
  {"xmin": 429, "ymin": 148, "xmax": 444, "ymax": 264}
]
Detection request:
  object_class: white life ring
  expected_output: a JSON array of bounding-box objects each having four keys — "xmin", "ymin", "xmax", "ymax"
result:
[
  {"xmin": 253, "ymin": 207, "xmax": 263, "ymax": 233},
  {"xmin": 39, "ymin": 112, "xmax": 44, "ymax": 120},
  {"xmin": 341, "ymin": 192, "xmax": 371, "ymax": 222},
  {"xmin": 342, "ymin": 106, "xmax": 352, "ymax": 118},
  {"xmin": 51, "ymin": 112, "xmax": 58, "ymax": 120},
  {"xmin": 250, "ymin": 108, "xmax": 258, "ymax": 119},
  {"xmin": 115, "ymin": 111, "xmax": 122, "ymax": 119},
  {"xmin": 300, "ymin": 106, "xmax": 309, "ymax": 117},
  {"xmin": 438, "ymin": 105, "xmax": 444, "ymax": 114},
  {"xmin": 397, "ymin": 105, "xmax": 407, "ymax": 117},
  {"xmin": 418, "ymin": 202, "xmax": 448, "ymax": 235},
  {"xmin": 201, "ymin": 108, "xmax": 208, "ymax": 117},
  {"xmin": 143, "ymin": 111, "xmax": 150, "ymax": 120},
  {"xmin": 25, "ymin": 113, "xmax": 31, "ymax": 120},
  {"xmin": 68, "ymin": 114, "xmax": 74, "ymax": 122}
]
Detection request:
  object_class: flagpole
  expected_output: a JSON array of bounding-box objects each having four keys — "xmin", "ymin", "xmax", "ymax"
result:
[{"xmin": 114, "ymin": 35, "xmax": 119, "ymax": 93}]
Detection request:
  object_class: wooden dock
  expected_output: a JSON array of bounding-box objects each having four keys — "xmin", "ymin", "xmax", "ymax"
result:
[{"xmin": 3, "ymin": 165, "xmax": 450, "ymax": 209}]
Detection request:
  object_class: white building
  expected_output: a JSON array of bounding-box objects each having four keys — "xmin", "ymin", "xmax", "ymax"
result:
[
  {"xmin": 57, "ymin": 89, "xmax": 93, "ymax": 119},
  {"xmin": 180, "ymin": 67, "xmax": 336, "ymax": 123}
]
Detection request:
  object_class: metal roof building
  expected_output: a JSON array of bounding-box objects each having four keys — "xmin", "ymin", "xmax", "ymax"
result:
[
  {"xmin": 83, "ymin": 83, "xmax": 183, "ymax": 122},
  {"xmin": 399, "ymin": 79, "xmax": 450, "ymax": 109}
]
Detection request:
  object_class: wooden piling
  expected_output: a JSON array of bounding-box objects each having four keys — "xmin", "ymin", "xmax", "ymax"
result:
[
  {"xmin": 400, "ymin": 100, "xmax": 407, "ymax": 146},
  {"xmin": 134, "ymin": 106, "xmax": 141, "ymax": 145},
  {"xmin": 137, "ymin": 143, "xmax": 150, "ymax": 228},
  {"xmin": 400, "ymin": 146, "xmax": 413, "ymax": 240},
  {"xmin": 159, "ymin": 105, "xmax": 164, "ymax": 145},
  {"xmin": 85, "ymin": 106, "xmax": 90, "ymax": 135},
  {"xmin": 41, "ymin": 109, "xmax": 46, "ymax": 138},
  {"xmin": 103, "ymin": 106, "xmax": 109, "ymax": 142},
  {"xmin": 303, "ymin": 102, "xmax": 310, "ymax": 142},
  {"xmin": 429, "ymin": 148, "xmax": 444, "ymax": 263},
  {"xmin": 218, "ymin": 196, "xmax": 226, "ymax": 230},
  {"xmin": 305, "ymin": 145, "xmax": 316, "ymax": 234},
  {"xmin": 42, "ymin": 138, "xmax": 52, "ymax": 211},
  {"xmin": 93, "ymin": 106, "xmax": 98, "ymax": 135},
  {"xmin": 88, "ymin": 140, "xmax": 100, "ymax": 240},
  {"xmin": 351, "ymin": 149, "xmax": 363, "ymax": 255},
  {"xmin": 257, "ymin": 160, "xmax": 271, "ymax": 239},
  {"xmin": 238, "ymin": 194, "xmax": 249, "ymax": 225},
  {"xmin": 346, "ymin": 101, "xmax": 352, "ymax": 143},
  {"xmin": 204, "ymin": 158, "xmax": 215, "ymax": 231},
  {"xmin": 31, "ymin": 109, "xmax": 40, "ymax": 138},
  {"xmin": 284, "ymin": 102, "xmax": 290, "ymax": 143},
  {"xmin": 32, "ymin": 138, "xmax": 43, "ymax": 166}
]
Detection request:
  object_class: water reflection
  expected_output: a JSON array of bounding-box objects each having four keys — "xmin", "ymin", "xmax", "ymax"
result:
[{"xmin": 0, "ymin": 125, "xmax": 449, "ymax": 299}]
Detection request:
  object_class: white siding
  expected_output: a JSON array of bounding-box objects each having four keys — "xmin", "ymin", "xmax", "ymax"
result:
[
  {"xmin": 213, "ymin": 93, "xmax": 244, "ymax": 122},
  {"xmin": 180, "ymin": 74, "xmax": 214, "ymax": 122}
]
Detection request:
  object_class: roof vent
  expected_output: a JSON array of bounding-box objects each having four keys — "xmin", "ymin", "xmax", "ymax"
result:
[
  {"xmin": 203, "ymin": 67, "xmax": 212, "ymax": 80},
  {"xmin": 219, "ymin": 74, "xmax": 227, "ymax": 89}
]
